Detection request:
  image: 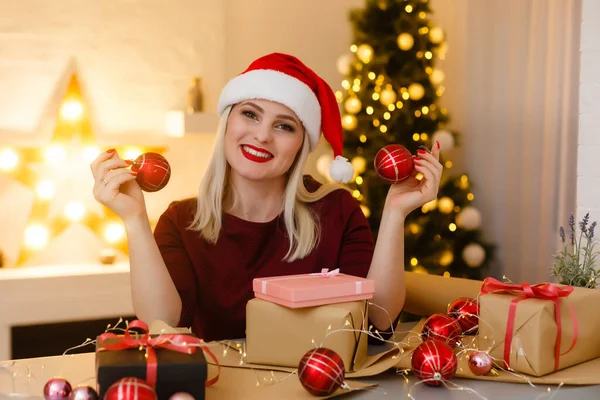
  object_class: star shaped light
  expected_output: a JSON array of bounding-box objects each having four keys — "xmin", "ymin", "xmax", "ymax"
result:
[{"xmin": 0, "ymin": 72, "xmax": 166, "ymax": 266}]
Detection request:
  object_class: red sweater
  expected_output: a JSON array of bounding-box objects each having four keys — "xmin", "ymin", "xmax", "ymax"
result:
[{"xmin": 153, "ymin": 176, "xmax": 375, "ymax": 341}]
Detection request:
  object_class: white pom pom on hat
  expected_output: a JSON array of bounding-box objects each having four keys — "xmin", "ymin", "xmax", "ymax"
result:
[{"xmin": 217, "ymin": 52, "xmax": 354, "ymax": 184}]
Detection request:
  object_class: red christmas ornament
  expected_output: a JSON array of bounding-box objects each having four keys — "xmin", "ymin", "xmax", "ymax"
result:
[
  {"xmin": 298, "ymin": 348, "xmax": 347, "ymax": 396},
  {"xmin": 374, "ymin": 144, "xmax": 414, "ymax": 184},
  {"xmin": 468, "ymin": 351, "xmax": 494, "ymax": 376},
  {"xmin": 421, "ymin": 313, "xmax": 463, "ymax": 348},
  {"xmin": 43, "ymin": 377, "xmax": 72, "ymax": 400},
  {"xmin": 103, "ymin": 377, "xmax": 157, "ymax": 400},
  {"xmin": 132, "ymin": 152, "xmax": 171, "ymax": 192},
  {"xmin": 68, "ymin": 385, "xmax": 98, "ymax": 400},
  {"xmin": 447, "ymin": 297, "xmax": 480, "ymax": 335},
  {"xmin": 411, "ymin": 340, "xmax": 458, "ymax": 386}
]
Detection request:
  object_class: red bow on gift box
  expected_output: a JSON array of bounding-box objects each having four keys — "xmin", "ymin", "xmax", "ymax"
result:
[
  {"xmin": 480, "ymin": 278, "xmax": 579, "ymax": 371},
  {"xmin": 97, "ymin": 320, "xmax": 220, "ymax": 388}
]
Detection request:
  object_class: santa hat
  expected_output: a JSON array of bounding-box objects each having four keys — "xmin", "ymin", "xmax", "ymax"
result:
[{"xmin": 217, "ymin": 52, "xmax": 354, "ymax": 183}]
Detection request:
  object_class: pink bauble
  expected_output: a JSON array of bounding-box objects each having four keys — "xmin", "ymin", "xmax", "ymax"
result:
[
  {"xmin": 374, "ymin": 144, "xmax": 414, "ymax": 184},
  {"xmin": 43, "ymin": 377, "xmax": 72, "ymax": 400},
  {"xmin": 103, "ymin": 377, "xmax": 157, "ymax": 400},
  {"xmin": 468, "ymin": 351, "xmax": 494, "ymax": 376},
  {"xmin": 411, "ymin": 340, "xmax": 458, "ymax": 386},
  {"xmin": 298, "ymin": 348, "xmax": 346, "ymax": 396},
  {"xmin": 132, "ymin": 152, "xmax": 171, "ymax": 192}
]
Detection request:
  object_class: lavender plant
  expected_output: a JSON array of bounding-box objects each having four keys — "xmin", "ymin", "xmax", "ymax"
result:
[{"xmin": 550, "ymin": 213, "xmax": 599, "ymax": 288}]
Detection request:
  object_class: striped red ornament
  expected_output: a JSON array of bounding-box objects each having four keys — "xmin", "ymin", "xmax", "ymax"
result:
[
  {"xmin": 421, "ymin": 313, "xmax": 463, "ymax": 348},
  {"xmin": 298, "ymin": 348, "xmax": 346, "ymax": 396},
  {"xmin": 132, "ymin": 152, "xmax": 171, "ymax": 192},
  {"xmin": 103, "ymin": 377, "xmax": 157, "ymax": 400},
  {"xmin": 374, "ymin": 144, "xmax": 414, "ymax": 184},
  {"xmin": 411, "ymin": 340, "xmax": 457, "ymax": 386}
]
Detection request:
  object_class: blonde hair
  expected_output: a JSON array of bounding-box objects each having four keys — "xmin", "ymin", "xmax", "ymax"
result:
[{"xmin": 188, "ymin": 106, "xmax": 349, "ymax": 262}]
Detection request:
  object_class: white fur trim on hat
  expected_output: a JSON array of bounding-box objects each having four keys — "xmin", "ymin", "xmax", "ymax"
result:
[{"xmin": 217, "ymin": 69, "xmax": 322, "ymax": 150}]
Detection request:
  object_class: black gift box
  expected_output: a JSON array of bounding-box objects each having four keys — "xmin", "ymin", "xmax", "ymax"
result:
[{"xmin": 95, "ymin": 334, "xmax": 207, "ymax": 400}]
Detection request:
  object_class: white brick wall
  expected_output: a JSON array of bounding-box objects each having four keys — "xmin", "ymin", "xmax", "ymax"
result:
[{"xmin": 578, "ymin": 0, "xmax": 600, "ymax": 225}]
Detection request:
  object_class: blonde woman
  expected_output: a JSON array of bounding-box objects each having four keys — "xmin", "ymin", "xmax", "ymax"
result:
[{"xmin": 90, "ymin": 53, "xmax": 443, "ymax": 341}]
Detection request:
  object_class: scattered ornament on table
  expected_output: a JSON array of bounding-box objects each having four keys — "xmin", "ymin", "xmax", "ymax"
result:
[
  {"xmin": 298, "ymin": 348, "xmax": 348, "ymax": 396},
  {"xmin": 447, "ymin": 297, "xmax": 480, "ymax": 335},
  {"xmin": 411, "ymin": 340, "xmax": 458, "ymax": 386},
  {"xmin": 131, "ymin": 152, "xmax": 171, "ymax": 192},
  {"xmin": 468, "ymin": 351, "xmax": 495, "ymax": 376},
  {"xmin": 103, "ymin": 377, "xmax": 157, "ymax": 400},
  {"xmin": 43, "ymin": 377, "xmax": 72, "ymax": 400},
  {"xmin": 374, "ymin": 144, "xmax": 414, "ymax": 184},
  {"xmin": 68, "ymin": 385, "xmax": 98, "ymax": 400},
  {"xmin": 168, "ymin": 393, "xmax": 195, "ymax": 400},
  {"xmin": 421, "ymin": 313, "xmax": 463, "ymax": 348}
]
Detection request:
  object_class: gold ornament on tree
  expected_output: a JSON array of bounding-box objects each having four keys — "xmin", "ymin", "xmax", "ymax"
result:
[
  {"xmin": 429, "ymin": 27, "xmax": 445, "ymax": 44},
  {"xmin": 462, "ymin": 243, "xmax": 486, "ymax": 268},
  {"xmin": 437, "ymin": 197, "xmax": 455, "ymax": 214},
  {"xmin": 344, "ymin": 96, "xmax": 362, "ymax": 114},
  {"xmin": 397, "ymin": 33, "xmax": 414, "ymax": 51},
  {"xmin": 356, "ymin": 44, "xmax": 374, "ymax": 64},
  {"xmin": 341, "ymin": 114, "xmax": 358, "ymax": 130},
  {"xmin": 408, "ymin": 83, "xmax": 425, "ymax": 100},
  {"xmin": 379, "ymin": 87, "xmax": 397, "ymax": 106}
]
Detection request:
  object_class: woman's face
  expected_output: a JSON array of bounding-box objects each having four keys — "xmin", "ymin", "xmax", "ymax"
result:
[{"xmin": 224, "ymin": 99, "xmax": 305, "ymax": 184}]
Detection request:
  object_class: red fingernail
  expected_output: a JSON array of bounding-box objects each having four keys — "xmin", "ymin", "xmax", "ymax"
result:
[
  {"xmin": 436, "ymin": 141, "xmax": 440, "ymax": 149},
  {"xmin": 414, "ymin": 156, "xmax": 422, "ymax": 161},
  {"xmin": 125, "ymin": 159, "xmax": 133, "ymax": 165},
  {"xmin": 417, "ymin": 149, "xmax": 427, "ymax": 154},
  {"xmin": 130, "ymin": 172, "xmax": 138, "ymax": 176},
  {"xmin": 107, "ymin": 148, "xmax": 115, "ymax": 153}
]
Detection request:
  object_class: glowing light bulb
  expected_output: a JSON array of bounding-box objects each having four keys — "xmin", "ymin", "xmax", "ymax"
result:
[
  {"xmin": 60, "ymin": 100, "xmax": 84, "ymax": 121},
  {"xmin": 0, "ymin": 148, "xmax": 19, "ymax": 171},
  {"xmin": 104, "ymin": 222, "xmax": 126, "ymax": 244},
  {"xmin": 64, "ymin": 202, "xmax": 85, "ymax": 222},
  {"xmin": 36, "ymin": 180, "xmax": 55, "ymax": 200},
  {"xmin": 123, "ymin": 147, "xmax": 142, "ymax": 161},
  {"xmin": 24, "ymin": 224, "xmax": 49, "ymax": 250},
  {"xmin": 410, "ymin": 257, "xmax": 418, "ymax": 266}
]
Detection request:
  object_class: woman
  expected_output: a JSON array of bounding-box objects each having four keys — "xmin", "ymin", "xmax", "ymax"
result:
[{"xmin": 90, "ymin": 53, "xmax": 443, "ymax": 342}]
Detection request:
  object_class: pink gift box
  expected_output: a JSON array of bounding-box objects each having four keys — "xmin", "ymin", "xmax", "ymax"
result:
[{"xmin": 252, "ymin": 269, "xmax": 375, "ymax": 308}]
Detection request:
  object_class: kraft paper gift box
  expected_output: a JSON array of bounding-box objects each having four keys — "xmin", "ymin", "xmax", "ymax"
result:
[
  {"xmin": 252, "ymin": 269, "xmax": 375, "ymax": 308},
  {"xmin": 477, "ymin": 278, "xmax": 600, "ymax": 377},
  {"xmin": 245, "ymin": 298, "xmax": 369, "ymax": 371}
]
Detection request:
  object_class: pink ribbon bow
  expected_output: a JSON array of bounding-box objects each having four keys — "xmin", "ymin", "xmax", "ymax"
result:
[{"xmin": 310, "ymin": 268, "xmax": 340, "ymax": 277}]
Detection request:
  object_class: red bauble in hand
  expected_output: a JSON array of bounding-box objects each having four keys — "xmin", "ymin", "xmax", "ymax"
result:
[
  {"xmin": 468, "ymin": 351, "xmax": 494, "ymax": 376},
  {"xmin": 298, "ymin": 348, "xmax": 346, "ymax": 396},
  {"xmin": 103, "ymin": 377, "xmax": 157, "ymax": 400},
  {"xmin": 132, "ymin": 152, "xmax": 171, "ymax": 192},
  {"xmin": 422, "ymin": 313, "xmax": 462, "ymax": 348},
  {"xmin": 447, "ymin": 297, "xmax": 480, "ymax": 335},
  {"xmin": 411, "ymin": 340, "xmax": 458, "ymax": 386},
  {"xmin": 374, "ymin": 144, "xmax": 414, "ymax": 184}
]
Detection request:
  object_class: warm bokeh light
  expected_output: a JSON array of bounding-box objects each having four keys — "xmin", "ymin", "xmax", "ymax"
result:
[
  {"xmin": 24, "ymin": 224, "xmax": 49, "ymax": 250},
  {"xmin": 81, "ymin": 146, "xmax": 102, "ymax": 164},
  {"xmin": 103, "ymin": 222, "xmax": 126, "ymax": 244},
  {"xmin": 36, "ymin": 180, "xmax": 56, "ymax": 200},
  {"xmin": 64, "ymin": 202, "xmax": 85, "ymax": 222},
  {"xmin": 60, "ymin": 100, "xmax": 84, "ymax": 121},
  {"xmin": 44, "ymin": 145, "xmax": 67, "ymax": 164},
  {"xmin": 0, "ymin": 148, "xmax": 19, "ymax": 171}
]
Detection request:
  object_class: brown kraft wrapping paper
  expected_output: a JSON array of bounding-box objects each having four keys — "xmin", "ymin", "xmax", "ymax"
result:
[
  {"xmin": 245, "ymin": 298, "xmax": 369, "ymax": 372},
  {"xmin": 477, "ymin": 282, "xmax": 600, "ymax": 376}
]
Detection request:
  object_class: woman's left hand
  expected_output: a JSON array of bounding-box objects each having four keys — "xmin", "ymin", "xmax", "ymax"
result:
[{"xmin": 384, "ymin": 142, "xmax": 443, "ymax": 218}]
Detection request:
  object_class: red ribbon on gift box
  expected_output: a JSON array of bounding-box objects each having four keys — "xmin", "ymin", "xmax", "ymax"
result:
[
  {"xmin": 97, "ymin": 320, "xmax": 220, "ymax": 388},
  {"xmin": 480, "ymin": 278, "xmax": 579, "ymax": 371}
]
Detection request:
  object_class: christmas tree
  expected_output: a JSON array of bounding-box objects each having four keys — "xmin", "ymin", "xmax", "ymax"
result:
[{"xmin": 332, "ymin": 0, "xmax": 493, "ymax": 279}]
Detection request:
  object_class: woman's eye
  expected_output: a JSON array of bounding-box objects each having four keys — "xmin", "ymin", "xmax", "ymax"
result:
[
  {"xmin": 242, "ymin": 110, "xmax": 257, "ymax": 119},
  {"xmin": 277, "ymin": 124, "xmax": 295, "ymax": 132}
]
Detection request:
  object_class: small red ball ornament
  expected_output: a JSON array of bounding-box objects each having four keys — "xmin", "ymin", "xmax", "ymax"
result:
[
  {"xmin": 421, "ymin": 313, "xmax": 463, "ymax": 348},
  {"xmin": 411, "ymin": 340, "xmax": 458, "ymax": 386},
  {"xmin": 298, "ymin": 348, "xmax": 347, "ymax": 396},
  {"xmin": 43, "ymin": 377, "xmax": 72, "ymax": 400},
  {"xmin": 374, "ymin": 144, "xmax": 414, "ymax": 184},
  {"xmin": 103, "ymin": 377, "xmax": 157, "ymax": 400},
  {"xmin": 132, "ymin": 152, "xmax": 171, "ymax": 192},
  {"xmin": 468, "ymin": 351, "xmax": 494, "ymax": 376},
  {"xmin": 447, "ymin": 297, "xmax": 480, "ymax": 335}
]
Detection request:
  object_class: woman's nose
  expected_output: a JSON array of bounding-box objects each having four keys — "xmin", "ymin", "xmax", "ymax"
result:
[{"xmin": 254, "ymin": 123, "xmax": 273, "ymax": 143}]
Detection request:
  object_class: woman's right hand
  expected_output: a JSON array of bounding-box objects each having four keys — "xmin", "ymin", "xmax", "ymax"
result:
[{"xmin": 91, "ymin": 149, "xmax": 146, "ymax": 222}]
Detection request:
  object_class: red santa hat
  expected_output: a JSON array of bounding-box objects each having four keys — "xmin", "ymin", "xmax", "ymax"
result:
[{"xmin": 217, "ymin": 52, "xmax": 354, "ymax": 183}]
